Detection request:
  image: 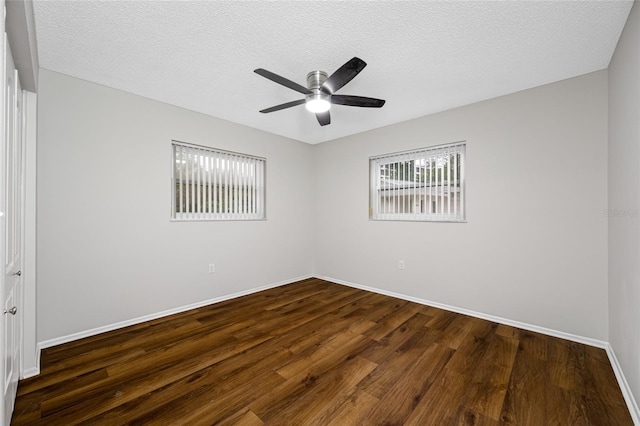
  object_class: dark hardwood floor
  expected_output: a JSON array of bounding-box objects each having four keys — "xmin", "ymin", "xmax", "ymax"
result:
[{"xmin": 12, "ymin": 278, "xmax": 633, "ymax": 425}]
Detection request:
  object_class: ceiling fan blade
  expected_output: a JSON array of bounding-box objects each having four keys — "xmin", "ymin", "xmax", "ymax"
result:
[
  {"xmin": 316, "ymin": 111, "xmax": 330, "ymax": 126},
  {"xmin": 259, "ymin": 99, "xmax": 306, "ymax": 113},
  {"xmin": 331, "ymin": 95, "xmax": 385, "ymax": 108},
  {"xmin": 254, "ymin": 69, "xmax": 311, "ymax": 95},
  {"xmin": 321, "ymin": 57, "xmax": 367, "ymax": 94}
]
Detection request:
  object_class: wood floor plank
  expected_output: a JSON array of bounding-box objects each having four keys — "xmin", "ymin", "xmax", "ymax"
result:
[
  {"xmin": 85, "ymin": 347, "xmax": 291, "ymax": 425},
  {"xmin": 362, "ymin": 301, "xmax": 420, "ymax": 341},
  {"xmin": 324, "ymin": 388, "xmax": 380, "ymax": 426},
  {"xmin": 16, "ymin": 347, "xmax": 145, "ymax": 397},
  {"xmin": 249, "ymin": 335, "xmax": 375, "ymax": 421},
  {"xmin": 275, "ymin": 331, "xmax": 373, "ymax": 381},
  {"xmin": 357, "ymin": 326, "xmax": 444, "ymax": 399},
  {"xmin": 358, "ymin": 312, "xmax": 432, "ymax": 364},
  {"xmin": 364, "ymin": 342, "xmax": 454, "ymax": 424},
  {"xmin": 499, "ymin": 345, "xmax": 550, "ymax": 425},
  {"xmin": 444, "ymin": 319, "xmax": 496, "ymax": 376},
  {"xmin": 40, "ymin": 332, "xmax": 271, "ymax": 424},
  {"xmin": 460, "ymin": 333, "xmax": 519, "ymax": 420},
  {"xmin": 260, "ymin": 356, "xmax": 378, "ymax": 425},
  {"xmin": 127, "ymin": 365, "xmax": 286, "ymax": 426},
  {"xmin": 432, "ymin": 311, "xmax": 480, "ymax": 350},
  {"xmin": 218, "ymin": 408, "xmax": 264, "ymax": 426},
  {"xmin": 451, "ymin": 405, "xmax": 502, "ymax": 426},
  {"xmin": 404, "ymin": 366, "xmax": 471, "ymax": 425},
  {"xmin": 12, "ymin": 279, "xmax": 634, "ymax": 425},
  {"xmin": 285, "ymin": 315, "xmax": 375, "ymax": 355}
]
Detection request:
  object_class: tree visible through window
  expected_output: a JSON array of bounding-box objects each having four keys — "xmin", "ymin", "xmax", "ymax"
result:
[
  {"xmin": 171, "ymin": 141, "xmax": 266, "ymax": 220},
  {"xmin": 369, "ymin": 142, "xmax": 466, "ymax": 222}
]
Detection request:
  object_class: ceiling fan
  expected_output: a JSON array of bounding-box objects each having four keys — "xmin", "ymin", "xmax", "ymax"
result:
[{"xmin": 254, "ymin": 57, "xmax": 385, "ymax": 126}]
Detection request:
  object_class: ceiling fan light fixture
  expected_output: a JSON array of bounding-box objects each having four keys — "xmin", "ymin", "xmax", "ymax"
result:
[{"xmin": 305, "ymin": 93, "xmax": 331, "ymax": 113}]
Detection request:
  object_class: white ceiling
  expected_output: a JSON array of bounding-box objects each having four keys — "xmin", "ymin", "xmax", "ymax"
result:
[{"xmin": 32, "ymin": 1, "xmax": 633, "ymax": 144}]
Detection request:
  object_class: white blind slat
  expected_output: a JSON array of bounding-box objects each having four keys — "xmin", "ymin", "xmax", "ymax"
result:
[
  {"xmin": 216, "ymin": 160, "xmax": 219, "ymax": 217},
  {"xmin": 393, "ymin": 161, "xmax": 397, "ymax": 216},
  {"xmin": 249, "ymin": 159, "xmax": 254, "ymax": 215},
  {"xmin": 235, "ymin": 157, "xmax": 240, "ymax": 215},
  {"xmin": 403, "ymin": 155, "xmax": 407, "ymax": 215},
  {"xmin": 460, "ymin": 146, "xmax": 465, "ymax": 220},
  {"xmin": 435, "ymin": 149, "xmax": 440, "ymax": 215},
  {"xmin": 447, "ymin": 149, "xmax": 451, "ymax": 217},
  {"xmin": 208, "ymin": 156, "xmax": 212, "ymax": 217},
  {"xmin": 191, "ymin": 150, "xmax": 196, "ymax": 217},
  {"xmin": 196, "ymin": 150, "xmax": 201, "ymax": 218},
  {"xmin": 454, "ymin": 151, "xmax": 458, "ymax": 217},
  {"xmin": 225, "ymin": 157, "xmax": 230, "ymax": 218},
  {"xmin": 178, "ymin": 145, "xmax": 183, "ymax": 216},
  {"xmin": 186, "ymin": 149, "xmax": 191, "ymax": 216}
]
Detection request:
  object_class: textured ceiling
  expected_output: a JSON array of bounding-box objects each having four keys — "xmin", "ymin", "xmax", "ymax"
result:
[{"xmin": 32, "ymin": 1, "xmax": 633, "ymax": 144}]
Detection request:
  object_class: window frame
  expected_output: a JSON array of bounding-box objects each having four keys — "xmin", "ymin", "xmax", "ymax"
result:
[
  {"xmin": 170, "ymin": 140, "xmax": 266, "ymax": 222},
  {"xmin": 369, "ymin": 142, "xmax": 466, "ymax": 223}
]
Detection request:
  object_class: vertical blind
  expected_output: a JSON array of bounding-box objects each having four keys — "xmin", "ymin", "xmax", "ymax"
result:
[
  {"xmin": 172, "ymin": 142, "xmax": 266, "ymax": 220},
  {"xmin": 369, "ymin": 142, "xmax": 466, "ymax": 222}
]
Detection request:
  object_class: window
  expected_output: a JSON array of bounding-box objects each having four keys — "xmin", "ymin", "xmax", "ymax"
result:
[
  {"xmin": 369, "ymin": 142, "xmax": 466, "ymax": 222},
  {"xmin": 171, "ymin": 141, "xmax": 266, "ymax": 220}
]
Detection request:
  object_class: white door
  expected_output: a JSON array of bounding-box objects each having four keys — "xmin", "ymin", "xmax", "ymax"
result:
[{"xmin": 1, "ymin": 34, "xmax": 22, "ymax": 426}]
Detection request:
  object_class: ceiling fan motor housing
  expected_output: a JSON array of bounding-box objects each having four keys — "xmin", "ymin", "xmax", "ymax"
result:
[
  {"xmin": 307, "ymin": 70, "xmax": 328, "ymax": 90},
  {"xmin": 305, "ymin": 71, "xmax": 331, "ymax": 112}
]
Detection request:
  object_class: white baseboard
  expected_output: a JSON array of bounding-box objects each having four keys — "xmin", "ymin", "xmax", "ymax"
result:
[
  {"xmin": 605, "ymin": 344, "xmax": 640, "ymax": 425},
  {"xmin": 38, "ymin": 274, "xmax": 313, "ymax": 351},
  {"xmin": 21, "ymin": 365, "xmax": 39, "ymax": 380},
  {"xmin": 20, "ymin": 342, "xmax": 41, "ymax": 379}
]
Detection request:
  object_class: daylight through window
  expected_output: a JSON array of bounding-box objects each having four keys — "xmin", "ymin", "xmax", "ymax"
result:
[
  {"xmin": 369, "ymin": 142, "xmax": 466, "ymax": 222},
  {"xmin": 171, "ymin": 141, "xmax": 265, "ymax": 220}
]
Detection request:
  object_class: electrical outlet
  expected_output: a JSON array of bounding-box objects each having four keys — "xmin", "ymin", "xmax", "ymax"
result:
[
  {"xmin": 399, "ymin": 260, "xmax": 405, "ymax": 270},
  {"xmin": 208, "ymin": 264, "xmax": 215, "ymax": 274}
]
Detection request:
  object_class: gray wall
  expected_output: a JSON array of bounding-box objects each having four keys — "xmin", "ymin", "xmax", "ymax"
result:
[
  {"xmin": 37, "ymin": 70, "xmax": 314, "ymax": 342},
  {"xmin": 314, "ymin": 71, "xmax": 609, "ymax": 341},
  {"xmin": 609, "ymin": 1, "xmax": 640, "ymax": 411}
]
